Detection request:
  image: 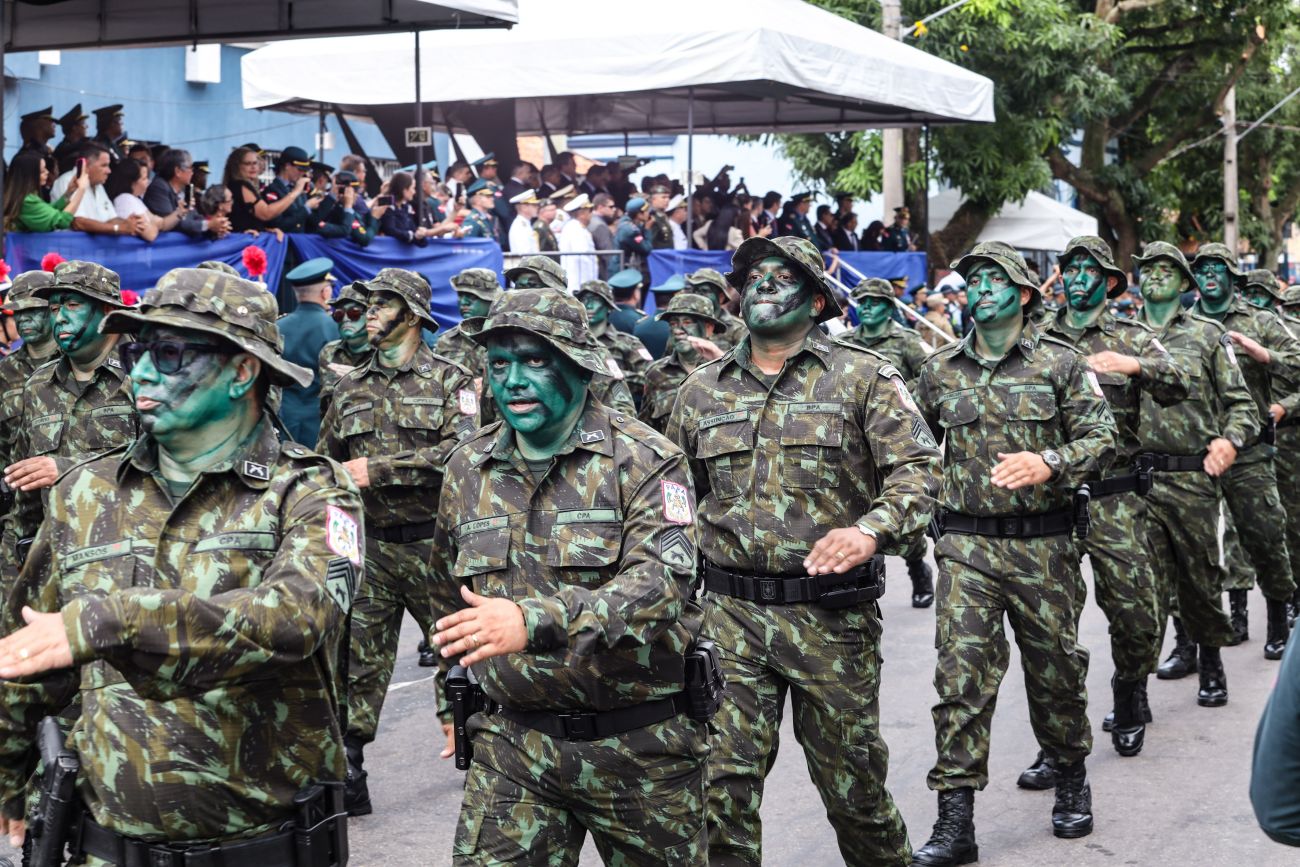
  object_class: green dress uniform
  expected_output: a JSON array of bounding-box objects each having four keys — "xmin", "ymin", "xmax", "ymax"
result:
[
  {"xmin": 430, "ymin": 289, "xmax": 708, "ymax": 866},
  {"xmin": 276, "ymin": 298, "xmax": 339, "ymax": 446},
  {"xmin": 648, "ymin": 209, "xmax": 674, "ymax": 249},
  {"xmin": 668, "ymin": 238, "xmax": 941, "ymax": 867},
  {"xmin": 461, "ymin": 208, "xmax": 500, "ymax": 243},
  {"xmin": 0, "ymin": 268, "xmax": 362, "ymax": 862},
  {"xmin": 532, "ymin": 217, "xmax": 558, "ymax": 252}
]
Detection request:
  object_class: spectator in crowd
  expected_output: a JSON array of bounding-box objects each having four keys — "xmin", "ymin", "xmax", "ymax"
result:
[
  {"xmin": 616, "ymin": 197, "xmax": 654, "ymax": 279},
  {"xmin": 537, "ymin": 164, "xmax": 562, "ymax": 199},
  {"xmin": 921, "ymin": 292, "xmax": 957, "ymax": 349},
  {"xmin": 534, "ymin": 198, "xmax": 560, "ymax": 253},
  {"xmin": 105, "ymin": 157, "xmax": 164, "ymax": 241},
  {"xmin": 196, "ymin": 184, "xmax": 240, "ymax": 239},
  {"xmin": 560, "ymin": 194, "xmax": 598, "ymax": 290},
  {"xmin": 378, "ymin": 171, "xmax": 429, "ymax": 246},
  {"xmin": 263, "ymin": 147, "xmax": 323, "ymax": 233},
  {"xmin": 881, "ymin": 205, "xmax": 915, "ymax": 251},
  {"xmin": 813, "ymin": 204, "xmax": 837, "ymax": 252},
  {"xmin": 834, "ymin": 193, "xmax": 854, "ymax": 223},
  {"xmin": 501, "ymin": 161, "xmax": 533, "ymax": 208},
  {"xmin": 223, "ymin": 145, "xmax": 305, "ymax": 233},
  {"xmin": 52, "ymin": 104, "xmax": 88, "ymax": 173},
  {"xmin": 667, "ymin": 195, "xmax": 689, "ymax": 250},
  {"xmin": 446, "ymin": 159, "xmax": 472, "ymax": 202},
  {"xmin": 192, "ymin": 160, "xmax": 210, "ymax": 192},
  {"xmin": 776, "ymin": 192, "xmax": 815, "ymax": 241},
  {"xmin": 49, "ymin": 142, "xmax": 142, "ymax": 232},
  {"xmin": 555, "ymin": 151, "xmax": 578, "ymax": 189},
  {"xmin": 701, "ymin": 195, "xmax": 755, "ymax": 251},
  {"xmin": 833, "ymin": 212, "xmax": 862, "ymax": 251},
  {"xmin": 127, "ymin": 141, "xmax": 155, "ymax": 173},
  {"xmin": 507, "ymin": 189, "xmax": 541, "ymax": 254},
  {"xmin": 15, "ymin": 106, "xmax": 56, "ymax": 163},
  {"xmin": 338, "ymin": 154, "xmax": 373, "ymax": 216},
  {"xmin": 3, "ymin": 150, "xmax": 87, "ymax": 233},
  {"xmin": 862, "ymin": 219, "xmax": 886, "ymax": 250},
  {"xmin": 589, "ymin": 193, "xmax": 618, "ymax": 278},
  {"xmin": 91, "ymin": 104, "xmax": 125, "ymax": 162},
  {"xmin": 581, "ymin": 164, "xmax": 609, "ymax": 199},
  {"xmin": 758, "ymin": 190, "xmax": 782, "ymax": 231},
  {"xmin": 144, "ymin": 148, "xmax": 224, "ymax": 238}
]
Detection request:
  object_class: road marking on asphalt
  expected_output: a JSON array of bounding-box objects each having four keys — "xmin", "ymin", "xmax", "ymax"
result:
[{"xmin": 388, "ymin": 675, "xmax": 436, "ymax": 693}]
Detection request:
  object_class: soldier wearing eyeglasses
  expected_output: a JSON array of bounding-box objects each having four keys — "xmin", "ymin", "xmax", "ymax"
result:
[
  {"xmin": 0, "ymin": 261, "xmax": 139, "ymax": 587},
  {"xmin": 276, "ymin": 257, "xmax": 341, "ymax": 446},
  {"xmin": 318, "ymin": 281, "xmax": 373, "ymax": 415}
]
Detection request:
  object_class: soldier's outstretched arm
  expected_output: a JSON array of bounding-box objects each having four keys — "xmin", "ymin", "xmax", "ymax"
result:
[
  {"xmin": 1136, "ymin": 330, "xmax": 1190, "ymax": 407},
  {"xmin": 1211, "ymin": 335, "xmax": 1262, "ymax": 448},
  {"xmin": 1054, "ymin": 352, "xmax": 1118, "ymax": 486}
]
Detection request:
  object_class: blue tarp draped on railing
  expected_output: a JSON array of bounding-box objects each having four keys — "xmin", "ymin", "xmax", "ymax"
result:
[{"xmin": 649, "ymin": 249, "xmax": 927, "ymax": 294}]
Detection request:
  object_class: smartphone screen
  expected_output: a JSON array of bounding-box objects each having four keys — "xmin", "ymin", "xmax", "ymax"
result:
[
  {"xmin": 185, "ymin": 184, "xmax": 194, "ymax": 206},
  {"xmin": 74, "ymin": 158, "xmax": 86, "ymax": 179},
  {"xmin": 376, "ymin": 195, "xmax": 394, "ymax": 207}
]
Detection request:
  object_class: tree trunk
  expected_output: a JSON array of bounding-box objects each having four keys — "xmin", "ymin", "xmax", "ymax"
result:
[
  {"xmin": 903, "ymin": 128, "xmax": 927, "ymax": 246},
  {"xmin": 928, "ymin": 200, "xmax": 992, "ymax": 278}
]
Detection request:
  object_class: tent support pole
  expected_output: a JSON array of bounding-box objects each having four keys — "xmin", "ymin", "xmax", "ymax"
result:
[
  {"xmin": 686, "ymin": 87, "xmax": 694, "ymax": 247},
  {"xmin": 414, "ymin": 29, "xmax": 425, "ymax": 226}
]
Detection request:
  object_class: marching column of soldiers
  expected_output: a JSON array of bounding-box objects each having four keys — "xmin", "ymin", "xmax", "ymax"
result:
[{"xmin": 0, "ymin": 228, "xmax": 1290, "ymax": 867}]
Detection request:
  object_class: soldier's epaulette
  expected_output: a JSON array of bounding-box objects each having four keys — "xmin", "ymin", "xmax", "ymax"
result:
[
  {"xmin": 1187, "ymin": 309, "xmax": 1228, "ymax": 332},
  {"xmin": 610, "ymin": 411, "xmax": 677, "ymax": 460},
  {"xmin": 423, "ymin": 349, "xmax": 474, "ymax": 378},
  {"xmin": 452, "ymin": 421, "xmax": 504, "ymax": 462},
  {"xmin": 1111, "ymin": 316, "xmax": 1154, "ymax": 332},
  {"xmin": 61, "ymin": 442, "xmax": 131, "ymax": 484},
  {"xmin": 1037, "ymin": 334, "xmax": 1086, "ymax": 356},
  {"xmin": 831, "ymin": 336, "xmax": 891, "ymax": 365},
  {"xmin": 27, "ymin": 356, "xmax": 62, "ymax": 380}
]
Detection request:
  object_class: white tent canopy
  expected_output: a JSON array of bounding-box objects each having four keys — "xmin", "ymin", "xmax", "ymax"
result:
[
  {"xmin": 241, "ymin": 0, "xmax": 995, "ymax": 134},
  {"xmin": 929, "ymin": 189, "xmax": 1098, "ymax": 252},
  {"xmin": 0, "ymin": 0, "xmax": 518, "ymax": 51}
]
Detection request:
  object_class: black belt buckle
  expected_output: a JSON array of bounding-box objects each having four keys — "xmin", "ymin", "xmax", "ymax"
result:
[
  {"xmin": 998, "ymin": 516, "xmax": 1022, "ymax": 537},
  {"xmin": 757, "ymin": 578, "xmax": 780, "ymax": 603},
  {"xmin": 1135, "ymin": 464, "xmax": 1154, "ymax": 497},
  {"xmin": 558, "ymin": 711, "xmax": 598, "ymax": 740},
  {"xmin": 818, "ymin": 584, "xmax": 861, "ymax": 610},
  {"xmin": 146, "ymin": 844, "xmax": 195, "ymax": 867}
]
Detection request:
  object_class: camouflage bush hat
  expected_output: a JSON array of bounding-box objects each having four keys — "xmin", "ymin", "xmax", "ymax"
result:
[
  {"xmin": 576, "ymin": 280, "xmax": 616, "ymax": 310},
  {"xmin": 686, "ymin": 267, "xmax": 727, "ymax": 294},
  {"xmin": 35, "ymin": 260, "xmax": 127, "ymax": 308},
  {"xmin": 1132, "ymin": 241, "xmax": 1196, "ymax": 290},
  {"xmin": 450, "ymin": 267, "xmax": 502, "ymax": 303},
  {"xmin": 849, "ymin": 277, "xmax": 895, "ymax": 304},
  {"xmin": 653, "ymin": 292, "xmax": 725, "ymax": 330},
  {"xmin": 952, "ymin": 241, "xmax": 1040, "ymax": 309},
  {"xmin": 1057, "ymin": 235, "xmax": 1129, "ymax": 298},
  {"xmin": 334, "ymin": 281, "xmax": 369, "ymax": 307},
  {"xmin": 1283, "ymin": 285, "xmax": 1300, "ymax": 308},
  {"xmin": 468, "ymin": 287, "xmax": 609, "ymax": 377},
  {"xmin": 1191, "ymin": 242, "xmax": 1244, "ymax": 281},
  {"xmin": 1244, "ymin": 268, "xmax": 1285, "ymax": 300},
  {"xmin": 4, "ymin": 271, "xmax": 54, "ymax": 312},
  {"xmin": 364, "ymin": 267, "xmax": 438, "ymax": 331},
  {"xmin": 726, "ymin": 236, "xmax": 842, "ymax": 323},
  {"xmin": 196, "ymin": 260, "xmax": 240, "ymax": 276},
  {"xmin": 504, "ymin": 255, "xmax": 568, "ymax": 291},
  {"xmin": 101, "ymin": 267, "xmax": 313, "ymax": 388}
]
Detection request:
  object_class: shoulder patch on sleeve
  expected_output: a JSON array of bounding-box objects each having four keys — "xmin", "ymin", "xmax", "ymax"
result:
[
  {"xmin": 1085, "ymin": 370, "xmax": 1104, "ymax": 397},
  {"xmin": 1220, "ymin": 331, "xmax": 1238, "ymax": 365},
  {"xmin": 326, "ymin": 505, "xmax": 362, "ymax": 566},
  {"xmin": 660, "ymin": 479, "xmax": 693, "ymax": 524},
  {"xmin": 637, "ymin": 346, "xmax": 654, "ymax": 361},
  {"xmin": 458, "ymin": 388, "xmax": 479, "ymax": 416},
  {"xmin": 1150, "ymin": 337, "xmax": 1168, "ymax": 355},
  {"xmin": 325, "ymin": 557, "xmax": 358, "ymax": 612}
]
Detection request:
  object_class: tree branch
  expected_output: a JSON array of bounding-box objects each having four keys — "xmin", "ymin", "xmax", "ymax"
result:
[
  {"xmin": 1111, "ymin": 51, "xmax": 1198, "ymax": 137},
  {"xmin": 1046, "ymin": 148, "xmax": 1109, "ymax": 206},
  {"xmin": 1104, "ymin": 0, "xmax": 1171, "ymax": 24}
]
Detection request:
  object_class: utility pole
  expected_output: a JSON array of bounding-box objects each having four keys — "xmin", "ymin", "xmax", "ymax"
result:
[
  {"xmin": 1223, "ymin": 84, "xmax": 1238, "ymax": 254},
  {"xmin": 881, "ymin": 0, "xmax": 904, "ymax": 216}
]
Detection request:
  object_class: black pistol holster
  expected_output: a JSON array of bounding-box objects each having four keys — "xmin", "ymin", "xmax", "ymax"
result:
[
  {"xmin": 1073, "ymin": 484, "xmax": 1092, "ymax": 540},
  {"xmin": 682, "ymin": 640, "xmax": 725, "ymax": 723},
  {"xmin": 22, "ymin": 717, "xmax": 79, "ymax": 867},
  {"xmin": 446, "ymin": 665, "xmax": 486, "ymax": 771}
]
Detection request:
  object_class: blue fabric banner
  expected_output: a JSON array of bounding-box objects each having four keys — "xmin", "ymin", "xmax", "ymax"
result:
[{"xmin": 4, "ymin": 231, "xmax": 289, "ymax": 292}]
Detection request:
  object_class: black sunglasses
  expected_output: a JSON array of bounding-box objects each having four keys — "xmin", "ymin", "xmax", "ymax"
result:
[
  {"xmin": 332, "ymin": 307, "xmax": 364, "ymax": 322},
  {"xmin": 119, "ymin": 340, "xmax": 239, "ymax": 375}
]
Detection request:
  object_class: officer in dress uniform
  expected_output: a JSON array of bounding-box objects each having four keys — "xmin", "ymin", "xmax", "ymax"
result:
[
  {"xmin": 276, "ymin": 258, "xmax": 340, "ymax": 445},
  {"xmin": 90, "ymin": 105, "xmax": 125, "ymax": 164}
]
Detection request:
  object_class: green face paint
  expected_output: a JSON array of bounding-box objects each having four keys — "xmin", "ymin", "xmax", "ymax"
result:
[
  {"xmin": 857, "ymin": 297, "xmax": 894, "ymax": 329},
  {"xmin": 692, "ymin": 284, "xmax": 723, "ymax": 315},
  {"xmin": 335, "ymin": 302, "xmax": 369, "ymax": 344},
  {"xmin": 365, "ymin": 292, "xmax": 414, "ymax": 351},
  {"xmin": 1139, "ymin": 258, "xmax": 1187, "ymax": 304},
  {"xmin": 458, "ymin": 293, "xmax": 492, "ymax": 319},
  {"xmin": 1062, "ymin": 252, "xmax": 1108, "ymax": 312},
  {"xmin": 577, "ymin": 292, "xmax": 610, "ymax": 326},
  {"xmin": 1243, "ymin": 286, "xmax": 1275, "ymax": 310},
  {"xmin": 14, "ymin": 308, "xmax": 52, "ymax": 344},
  {"xmin": 512, "ymin": 273, "xmax": 546, "ymax": 289},
  {"xmin": 486, "ymin": 332, "xmax": 588, "ymax": 456},
  {"xmin": 967, "ymin": 263, "xmax": 1023, "ymax": 326},
  {"xmin": 129, "ymin": 325, "xmax": 246, "ymax": 440},
  {"xmin": 666, "ymin": 314, "xmax": 706, "ymax": 357},
  {"xmin": 1193, "ymin": 259, "xmax": 1233, "ymax": 306},
  {"xmin": 47, "ymin": 290, "xmax": 108, "ymax": 358},
  {"xmin": 741, "ymin": 256, "xmax": 818, "ymax": 336}
]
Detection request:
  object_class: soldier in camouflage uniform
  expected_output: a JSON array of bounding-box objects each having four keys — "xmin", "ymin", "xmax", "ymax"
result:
[
  {"xmin": 1, "ymin": 262, "xmax": 138, "ymax": 585},
  {"xmin": 429, "ymin": 287, "xmax": 709, "ymax": 865},
  {"xmin": 317, "ymin": 281, "xmax": 372, "ymax": 415},
  {"xmin": 1131, "ymin": 243, "xmax": 1257, "ymax": 707},
  {"xmin": 1265, "ymin": 278, "xmax": 1300, "ymax": 627},
  {"xmin": 684, "ymin": 268, "xmax": 748, "ymax": 351},
  {"xmin": 575, "ymin": 279, "xmax": 654, "ymax": 406},
  {"xmin": 0, "ymin": 273, "xmax": 59, "ymax": 474},
  {"xmin": 1024, "ymin": 236, "xmax": 1189, "ymax": 773},
  {"xmin": 436, "ymin": 268, "xmax": 502, "ymax": 374},
  {"xmin": 0, "ymin": 267, "xmax": 360, "ymax": 864},
  {"xmin": 1190, "ymin": 243, "xmax": 1298, "ymax": 660},
  {"xmin": 839, "ymin": 276, "xmax": 936, "ymax": 608},
  {"xmin": 639, "ymin": 292, "xmax": 725, "ymax": 434},
  {"xmin": 668, "ymin": 236, "xmax": 941, "ymax": 867},
  {"xmin": 317, "ymin": 268, "xmax": 479, "ymax": 817},
  {"xmin": 912, "ymin": 241, "xmax": 1116, "ymax": 865}
]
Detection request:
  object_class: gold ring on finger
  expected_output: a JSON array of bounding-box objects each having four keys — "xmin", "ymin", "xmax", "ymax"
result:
[
  {"xmin": 470, "ymin": 633, "xmax": 481, "ymax": 648},
  {"xmin": 834, "ymin": 552, "xmax": 846, "ymax": 560},
  {"xmin": 18, "ymin": 648, "xmax": 28, "ymax": 660}
]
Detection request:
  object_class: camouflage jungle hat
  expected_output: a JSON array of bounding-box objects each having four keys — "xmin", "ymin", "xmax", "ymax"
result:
[
  {"xmin": 450, "ymin": 267, "xmax": 502, "ymax": 302},
  {"xmin": 653, "ymin": 292, "xmax": 725, "ymax": 331},
  {"xmin": 469, "ymin": 287, "xmax": 610, "ymax": 377},
  {"xmin": 849, "ymin": 277, "xmax": 895, "ymax": 304},
  {"xmin": 952, "ymin": 241, "xmax": 1041, "ymax": 308},
  {"xmin": 1283, "ymin": 285, "xmax": 1300, "ymax": 308},
  {"xmin": 334, "ymin": 281, "xmax": 369, "ymax": 308},
  {"xmin": 726, "ymin": 236, "xmax": 842, "ymax": 323},
  {"xmin": 1132, "ymin": 241, "xmax": 1196, "ymax": 290},
  {"xmin": 685, "ymin": 267, "xmax": 727, "ymax": 294},
  {"xmin": 1191, "ymin": 242, "xmax": 1244, "ymax": 281},
  {"xmin": 1057, "ymin": 235, "xmax": 1129, "ymax": 299},
  {"xmin": 4, "ymin": 271, "xmax": 53, "ymax": 312},
  {"xmin": 504, "ymin": 255, "xmax": 568, "ymax": 291},
  {"xmin": 363, "ymin": 268, "xmax": 438, "ymax": 331},
  {"xmin": 35, "ymin": 260, "xmax": 127, "ymax": 308},
  {"xmin": 1243, "ymin": 268, "xmax": 1285, "ymax": 301},
  {"xmin": 196, "ymin": 260, "xmax": 240, "ymax": 276},
  {"xmin": 101, "ymin": 268, "xmax": 313, "ymax": 388},
  {"xmin": 576, "ymin": 280, "xmax": 617, "ymax": 310}
]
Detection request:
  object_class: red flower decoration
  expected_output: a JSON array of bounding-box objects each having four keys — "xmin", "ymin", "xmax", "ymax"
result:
[
  {"xmin": 0, "ymin": 260, "xmax": 11, "ymax": 282},
  {"xmin": 41, "ymin": 252, "xmax": 65, "ymax": 272},
  {"xmin": 120, "ymin": 289, "xmax": 139, "ymax": 306},
  {"xmin": 242, "ymin": 245, "xmax": 268, "ymax": 279}
]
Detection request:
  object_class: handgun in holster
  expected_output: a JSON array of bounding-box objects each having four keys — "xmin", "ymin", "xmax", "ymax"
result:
[
  {"xmin": 446, "ymin": 665, "xmax": 486, "ymax": 771},
  {"xmin": 22, "ymin": 717, "xmax": 80, "ymax": 867},
  {"xmin": 0, "ymin": 480, "xmax": 12, "ymax": 517},
  {"xmin": 1133, "ymin": 456, "xmax": 1155, "ymax": 497},
  {"xmin": 1263, "ymin": 414, "xmax": 1278, "ymax": 447},
  {"xmin": 1073, "ymin": 484, "xmax": 1092, "ymax": 540},
  {"xmin": 291, "ymin": 781, "xmax": 349, "ymax": 867},
  {"xmin": 14, "ymin": 538, "xmax": 33, "ymax": 570},
  {"xmin": 682, "ymin": 640, "xmax": 725, "ymax": 722}
]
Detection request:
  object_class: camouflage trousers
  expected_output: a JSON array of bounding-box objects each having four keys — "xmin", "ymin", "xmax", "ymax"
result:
[
  {"xmin": 1220, "ymin": 454, "xmax": 1297, "ymax": 602},
  {"xmin": 1276, "ymin": 430, "xmax": 1300, "ymax": 588},
  {"xmin": 1077, "ymin": 491, "xmax": 1163, "ymax": 680},
  {"xmin": 928, "ymin": 533, "xmax": 1091, "ymax": 791},
  {"xmin": 1144, "ymin": 471, "xmax": 1236, "ymax": 647},
  {"xmin": 703, "ymin": 595, "xmax": 911, "ymax": 867},
  {"xmin": 346, "ymin": 536, "xmax": 435, "ymax": 744},
  {"xmin": 453, "ymin": 713, "xmax": 707, "ymax": 865}
]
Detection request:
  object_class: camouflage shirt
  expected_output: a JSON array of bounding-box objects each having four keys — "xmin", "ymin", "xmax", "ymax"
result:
[
  {"xmin": 1276, "ymin": 312, "xmax": 1300, "ymax": 418},
  {"xmin": 0, "ymin": 417, "xmax": 363, "ymax": 841},
  {"xmin": 667, "ymin": 332, "xmax": 941, "ymax": 573},
  {"xmin": 316, "ymin": 340, "xmax": 372, "ymax": 416},
  {"xmin": 716, "ymin": 310, "xmax": 748, "ymax": 353},
  {"xmin": 429, "ymin": 397, "xmax": 702, "ymax": 713},
  {"xmin": 594, "ymin": 325, "xmax": 654, "ymax": 400},
  {"xmin": 0, "ymin": 347, "xmax": 54, "ymax": 470},
  {"xmin": 914, "ymin": 328, "xmax": 1117, "ymax": 516},
  {"xmin": 435, "ymin": 321, "xmax": 486, "ymax": 375},
  {"xmin": 1044, "ymin": 307, "xmax": 1189, "ymax": 462},
  {"xmin": 591, "ymin": 372, "xmax": 637, "ymax": 418},
  {"xmin": 1136, "ymin": 306, "xmax": 1259, "ymax": 457},
  {"xmin": 836, "ymin": 320, "xmax": 931, "ymax": 386},
  {"xmin": 640, "ymin": 353, "xmax": 693, "ymax": 434},
  {"xmin": 317, "ymin": 342, "xmax": 478, "ymax": 528}
]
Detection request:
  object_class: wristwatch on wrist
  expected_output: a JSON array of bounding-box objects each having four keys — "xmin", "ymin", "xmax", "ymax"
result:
[
  {"xmin": 855, "ymin": 520, "xmax": 877, "ymax": 539},
  {"xmin": 1226, "ymin": 434, "xmax": 1244, "ymax": 450},
  {"xmin": 1040, "ymin": 449, "xmax": 1063, "ymax": 481}
]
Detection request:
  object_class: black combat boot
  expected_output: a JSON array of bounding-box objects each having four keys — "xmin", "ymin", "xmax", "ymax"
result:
[
  {"xmin": 1051, "ymin": 761, "xmax": 1094, "ymax": 838},
  {"xmin": 1156, "ymin": 618, "xmax": 1197, "ymax": 679},
  {"xmin": 1110, "ymin": 676, "xmax": 1145, "ymax": 757},
  {"xmin": 1196, "ymin": 645, "xmax": 1228, "ymax": 707},
  {"xmin": 908, "ymin": 557, "xmax": 935, "ymax": 608},
  {"xmin": 1228, "ymin": 589, "xmax": 1249, "ymax": 644},
  {"xmin": 911, "ymin": 788, "xmax": 978, "ymax": 866},
  {"xmin": 1287, "ymin": 588, "xmax": 1299, "ymax": 630},
  {"xmin": 1016, "ymin": 750, "xmax": 1056, "ymax": 790},
  {"xmin": 344, "ymin": 736, "xmax": 373, "ymax": 816},
  {"xmin": 418, "ymin": 638, "xmax": 437, "ymax": 668},
  {"xmin": 1264, "ymin": 598, "xmax": 1290, "ymax": 660},
  {"xmin": 1102, "ymin": 677, "xmax": 1153, "ymax": 733}
]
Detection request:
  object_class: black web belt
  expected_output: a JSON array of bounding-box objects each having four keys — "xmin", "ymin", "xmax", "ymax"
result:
[
  {"xmin": 702, "ymin": 558, "xmax": 884, "ymax": 608},
  {"xmin": 1134, "ymin": 451, "xmax": 1206, "ymax": 473},
  {"xmin": 939, "ymin": 507, "xmax": 1073, "ymax": 539},
  {"xmin": 365, "ymin": 519, "xmax": 438, "ymax": 544},
  {"xmin": 494, "ymin": 693, "xmax": 688, "ymax": 741},
  {"xmin": 80, "ymin": 817, "xmax": 298, "ymax": 867}
]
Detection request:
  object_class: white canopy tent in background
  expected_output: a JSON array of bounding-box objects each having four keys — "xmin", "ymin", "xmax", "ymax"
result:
[{"xmin": 929, "ymin": 188, "xmax": 1099, "ymax": 253}]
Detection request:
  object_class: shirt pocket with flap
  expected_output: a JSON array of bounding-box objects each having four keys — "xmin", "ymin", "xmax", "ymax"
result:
[
  {"xmin": 86, "ymin": 405, "xmax": 136, "ymax": 451},
  {"xmin": 993, "ymin": 383, "xmax": 1059, "ymax": 454},
  {"xmin": 778, "ymin": 402, "xmax": 845, "ymax": 488},
  {"xmin": 695, "ymin": 412, "xmax": 754, "ymax": 500},
  {"xmin": 547, "ymin": 511, "xmax": 622, "ymax": 587},
  {"xmin": 937, "ymin": 391, "xmax": 980, "ymax": 461},
  {"xmin": 452, "ymin": 518, "xmax": 511, "ymax": 585},
  {"xmin": 27, "ymin": 414, "xmax": 66, "ymax": 456}
]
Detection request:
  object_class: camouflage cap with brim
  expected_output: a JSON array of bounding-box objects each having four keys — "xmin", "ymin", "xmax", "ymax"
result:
[
  {"xmin": 4, "ymin": 271, "xmax": 54, "ymax": 312},
  {"xmin": 576, "ymin": 280, "xmax": 617, "ymax": 310},
  {"xmin": 363, "ymin": 267, "xmax": 438, "ymax": 332},
  {"xmin": 685, "ymin": 267, "xmax": 736, "ymax": 303},
  {"xmin": 1283, "ymin": 285, "xmax": 1300, "ymax": 308},
  {"xmin": 504, "ymin": 255, "xmax": 568, "ymax": 291},
  {"xmin": 849, "ymin": 277, "xmax": 896, "ymax": 303},
  {"xmin": 726, "ymin": 236, "xmax": 842, "ymax": 323},
  {"xmin": 1244, "ymin": 268, "xmax": 1285, "ymax": 300},
  {"xmin": 951, "ymin": 241, "xmax": 1040, "ymax": 310},
  {"xmin": 653, "ymin": 292, "xmax": 726, "ymax": 330},
  {"xmin": 1191, "ymin": 242, "xmax": 1244, "ymax": 281},
  {"xmin": 450, "ymin": 268, "xmax": 502, "ymax": 302},
  {"xmin": 35, "ymin": 260, "xmax": 127, "ymax": 308},
  {"xmin": 196, "ymin": 260, "xmax": 240, "ymax": 277},
  {"xmin": 101, "ymin": 267, "xmax": 313, "ymax": 388},
  {"xmin": 334, "ymin": 281, "xmax": 369, "ymax": 307},
  {"xmin": 467, "ymin": 287, "xmax": 610, "ymax": 377},
  {"xmin": 1132, "ymin": 241, "xmax": 1196, "ymax": 290},
  {"xmin": 1057, "ymin": 235, "xmax": 1129, "ymax": 299}
]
